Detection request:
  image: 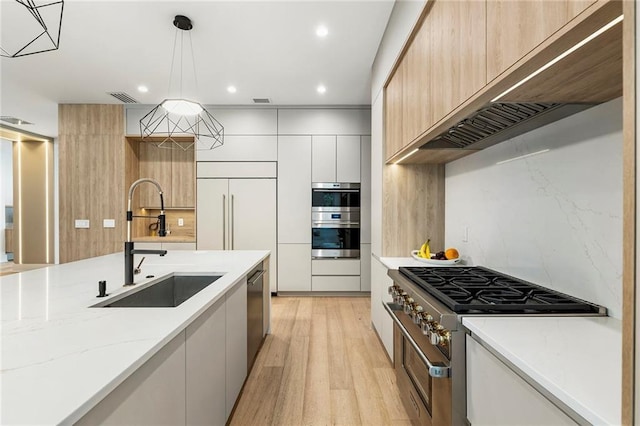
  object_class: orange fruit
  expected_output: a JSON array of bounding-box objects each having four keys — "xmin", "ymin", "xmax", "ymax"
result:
[{"xmin": 445, "ymin": 248, "xmax": 459, "ymax": 260}]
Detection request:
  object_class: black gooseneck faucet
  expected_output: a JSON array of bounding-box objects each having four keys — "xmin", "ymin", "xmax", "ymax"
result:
[{"xmin": 124, "ymin": 178, "xmax": 168, "ymax": 286}]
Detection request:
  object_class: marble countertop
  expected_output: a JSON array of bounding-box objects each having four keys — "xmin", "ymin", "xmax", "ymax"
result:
[
  {"xmin": 0, "ymin": 250, "xmax": 269, "ymax": 425},
  {"xmin": 377, "ymin": 255, "xmax": 471, "ymax": 270},
  {"xmin": 463, "ymin": 316, "xmax": 621, "ymax": 425}
]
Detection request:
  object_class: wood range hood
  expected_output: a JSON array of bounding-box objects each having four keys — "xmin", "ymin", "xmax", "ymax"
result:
[{"xmin": 396, "ymin": 0, "xmax": 623, "ymax": 164}]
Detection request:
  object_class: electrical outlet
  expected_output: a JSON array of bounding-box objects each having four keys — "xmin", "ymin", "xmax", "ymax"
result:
[
  {"xmin": 75, "ymin": 219, "xmax": 90, "ymax": 229},
  {"xmin": 103, "ymin": 219, "xmax": 115, "ymax": 228},
  {"xmin": 178, "ymin": 218, "xmax": 184, "ymax": 227}
]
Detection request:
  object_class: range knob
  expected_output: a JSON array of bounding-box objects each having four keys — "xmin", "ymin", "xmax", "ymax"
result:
[
  {"xmin": 403, "ymin": 297, "xmax": 415, "ymax": 314},
  {"xmin": 420, "ymin": 314, "xmax": 435, "ymax": 335},
  {"xmin": 411, "ymin": 306, "xmax": 424, "ymax": 324},
  {"xmin": 438, "ymin": 330, "xmax": 451, "ymax": 347},
  {"xmin": 429, "ymin": 324, "xmax": 446, "ymax": 346},
  {"xmin": 387, "ymin": 285, "xmax": 398, "ymax": 295}
]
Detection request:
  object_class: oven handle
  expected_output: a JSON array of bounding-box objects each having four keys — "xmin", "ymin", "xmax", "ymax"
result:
[
  {"xmin": 384, "ymin": 302, "xmax": 450, "ymax": 379},
  {"xmin": 313, "ymin": 222, "xmax": 360, "ymax": 228},
  {"xmin": 312, "ymin": 189, "xmax": 360, "ymax": 193}
]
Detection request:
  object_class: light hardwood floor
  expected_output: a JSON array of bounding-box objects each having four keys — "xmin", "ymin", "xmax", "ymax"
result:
[{"xmin": 230, "ymin": 296, "xmax": 410, "ymax": 426}]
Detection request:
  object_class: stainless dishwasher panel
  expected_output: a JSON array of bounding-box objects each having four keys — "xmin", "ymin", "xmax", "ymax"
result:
[{"xmin": 247, "ymin": 265, "xmax": 265, "ymax": 371}]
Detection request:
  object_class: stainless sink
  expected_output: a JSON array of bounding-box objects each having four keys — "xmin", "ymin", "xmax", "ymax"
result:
[{"xmin": 94, "ymin": 274, "xmax": 223, "ymax": 308}]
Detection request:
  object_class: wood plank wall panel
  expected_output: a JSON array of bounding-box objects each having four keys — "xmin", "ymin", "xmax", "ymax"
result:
[
  {"xmin": 59, "ymin": 104, "xmax": 125, "ymax": 263},
  {"xmin": 621, "ymin": 0, "xmax": 635, "ymax": 423},
  {"xmin": 382, "ymin": 164, "xmax": 445, "ymax": 257},
  {"xmin": 138, "ymin": 142, "xmax": 171, "ymax": 208},
  {"xmin": 171, "ymin": 148, "xmax": 195, "ymax": 207}
]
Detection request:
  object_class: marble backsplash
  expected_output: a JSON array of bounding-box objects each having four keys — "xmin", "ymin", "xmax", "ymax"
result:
[{"xmin": 445, "ymin": 98, "xmax": 623, "ymax": 319}]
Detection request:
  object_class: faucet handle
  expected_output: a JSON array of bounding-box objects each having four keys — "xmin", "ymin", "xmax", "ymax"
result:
[{"xmin": 134, "ymin": 257, "xmax": 146, "ymax": 275}]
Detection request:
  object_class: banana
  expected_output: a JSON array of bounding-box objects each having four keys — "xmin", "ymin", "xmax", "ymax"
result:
[
  {"xmin": 419, "ymin": 239, "xmax": 431, "ymax": 258},
  {"xmin": 418, "ymin": 242, "xmax": 427, "ymax": 258}
]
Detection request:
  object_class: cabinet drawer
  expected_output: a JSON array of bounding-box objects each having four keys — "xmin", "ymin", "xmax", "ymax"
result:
[
  {"xmin": 312, "ymin": 276, "xmax": 361, "ymax": 292},
  {"xmin": 312, "ymin": 259, "xmax": 360, "ymax": 276}
]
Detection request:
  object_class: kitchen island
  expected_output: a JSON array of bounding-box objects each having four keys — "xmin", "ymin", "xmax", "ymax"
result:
[{"xmin": 0, "ymin": 250, "xmax": 270, "ymax": 425}]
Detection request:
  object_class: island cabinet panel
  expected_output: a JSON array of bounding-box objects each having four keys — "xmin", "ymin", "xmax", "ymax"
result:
[
  {"xmin": 486, "ymin": 0, "xmax": 595, "ymax": 82},
  {"xmin": 185, "ymin": 297, "xmax": 226, "ymax": 426},
  {"xmin": 76, "ymin": 333, "xmax": 187, "ymax": 426},
  {"xmin": 466, "ymin": 336, "xmax": 576, "ymax": 425},
  {"xmin": 225, "ymin": 278, "xmax": 248, "ymax": 419},
  {"xmin": 428, "ymin": 0, "xmax": 486, "ymax": 127}
]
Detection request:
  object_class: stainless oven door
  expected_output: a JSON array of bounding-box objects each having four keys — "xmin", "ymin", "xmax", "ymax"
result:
[
  {"xmin": 311, "ymin": 223, "xmax": 360, "ymax": 259},
  {"xmin": 385, "ymin": 303, "xmax": 452, "ymax": 426}
]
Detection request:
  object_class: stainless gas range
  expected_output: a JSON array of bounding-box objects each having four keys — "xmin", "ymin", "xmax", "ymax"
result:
[{"xmin": 384, "ymin": 266, "xmax": 606, "ymax": 426}]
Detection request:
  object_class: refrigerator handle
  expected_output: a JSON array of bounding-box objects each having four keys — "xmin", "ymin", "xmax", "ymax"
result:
[
  {"xmin": 222, "ymin": 194, "xmax": 227, "ymax": 250},
  {"xmin": 231, "ymin": 194, "xmax": 235, "ymax": 250}
]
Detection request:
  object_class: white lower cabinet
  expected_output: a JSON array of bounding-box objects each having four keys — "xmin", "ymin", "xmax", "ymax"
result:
[
  {"xmin": 360, "ymin": 244, "xmax": 371, "ymax": 292},
  {"xmin": 466, "ymin": 336, "xmax": 577, "ymax": 425},
  {"xmin": 312, "ymin": 276, "xmax": 360, "ymax": 292},
  {"xmin": 76, "ymin": 333, "xmax": 187, "ymax": 425},
  {"xmin": 225, "ymin": 278, "xmax": 248, "ymax": 418},
  {"xmin": 278, "ymin": 244, "xmax": 311, "ymax": 291},
  {"xmin": 186, "ymin": 297, "xmax": 226, "ymax": 426},
  {"xmin": 371, "ymin": 257, "xmax": 394, "ymax": 360},
  {"xmin": 77, "ymin": 279, "xmax": 250, "ymax": 426}
]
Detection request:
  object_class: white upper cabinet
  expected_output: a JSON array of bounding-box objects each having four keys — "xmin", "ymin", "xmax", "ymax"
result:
[
  {"xmin": 336, "ymin": 136, "xmax": 361, "ymax": 183},
  {"xmin": 278, "ymin": 136, "xmax": 311, "ymax": 244},
  {"xmin": 278, "ymin": 109, "xmax": 371, "ymax": 135},
  {"xmin": 311, "ymin": 136, "xmax": 337, "ymax": 183},
  {"xmin": 196, "ymin": 136, "xmax": 277, "ymax": 162},
  {"xmin": 360, "ymin": 136, "xmax": 371, "ymax": 244}
]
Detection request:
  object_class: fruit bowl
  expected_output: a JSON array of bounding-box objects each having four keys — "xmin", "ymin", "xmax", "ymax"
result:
[{"xmin": 411, "ymin": 250, "xmax": 461, "ymax": 266}]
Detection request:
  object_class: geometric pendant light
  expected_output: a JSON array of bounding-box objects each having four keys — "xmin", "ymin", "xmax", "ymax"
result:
[
  {"xmin": 0, "ymin": 0, "xmax": 64, "ymax": 58},
  {"xmin": 139, "ymin": 15, "xmax": 224, "ymax": 151}
]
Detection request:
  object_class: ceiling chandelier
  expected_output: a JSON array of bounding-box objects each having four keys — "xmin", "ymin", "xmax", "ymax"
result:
[
  {"xmin": 1, "ymin": 0, "xmax": 64, "ymax": 58},
  {"xmin": 140, "ymin": 15, "xmax": 224, "ymax": 151}
]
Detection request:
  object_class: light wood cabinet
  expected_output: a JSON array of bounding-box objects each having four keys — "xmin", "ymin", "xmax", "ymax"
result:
[
  {"xmin": 384, "ymin": 59, "xmax": 405, "ymax": 160},
  {"xmin": 486, "ymin": 0, "xmax": 595, "ymax": 82},
  {"xmin": 403, "ymin": 17, "xmax": 431, "ymax": 144},
  {"xmin": 428, "ymin": 0, "xmax": 486, "ymax": 126},
  {"xmin": 138, "ymin": 143, "xmax": 195, "ymax": 208}
]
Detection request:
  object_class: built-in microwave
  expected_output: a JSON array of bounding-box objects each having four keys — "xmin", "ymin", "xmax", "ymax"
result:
[{"xmin": 311, "ymin": 182, "xmax": 360, "ymax": 211}]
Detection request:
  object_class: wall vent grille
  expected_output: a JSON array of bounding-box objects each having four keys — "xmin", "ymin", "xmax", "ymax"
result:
[{"xmin": 252, "ymin": 98, "xmax": 271, "ymax": 104}]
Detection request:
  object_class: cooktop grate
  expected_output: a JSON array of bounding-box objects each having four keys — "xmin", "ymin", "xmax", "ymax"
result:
[{"xmin": 399, "ymin": 266, "xmax": 605, "ymax": 314}]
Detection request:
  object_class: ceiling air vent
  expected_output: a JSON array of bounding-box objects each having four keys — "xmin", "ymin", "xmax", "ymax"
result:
[
  {"xmin": 108, "ymin": 92, "xmax": 139, "ymax": 103},
  {"xmin": 0, "ymin": 116, "xmax": 33, "ymax": 125},
  {"xmin": 252, "ymin": 98, "xmax": 271, "ymax": 104}
]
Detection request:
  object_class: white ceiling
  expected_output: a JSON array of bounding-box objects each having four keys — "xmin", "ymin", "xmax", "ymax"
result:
[{"xmin": 0, "ymin": 0, "xmax": 395, "ymax": 138}]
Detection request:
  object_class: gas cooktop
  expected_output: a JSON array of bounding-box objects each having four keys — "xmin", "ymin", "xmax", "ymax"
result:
[{"xmin": 399, "ymin": 266, "xmax": 606, "ymax": 315}]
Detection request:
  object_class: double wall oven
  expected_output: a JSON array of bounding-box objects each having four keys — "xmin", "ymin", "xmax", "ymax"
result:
[
  {"xmin": 311, "ymin": 183, "xmax": 360, "ymax": 259},
  {"xmin": 385, "ymin": 266, "xmax": 606, "ymax": 425}
]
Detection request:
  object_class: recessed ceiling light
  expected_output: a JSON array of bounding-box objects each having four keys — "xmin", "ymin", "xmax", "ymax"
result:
[
  {"xmin": 317, "ymin": 85, "xmax": 327, "ymax": 94},
  {"xmin": 137, "ymin": 85, "xmax": 148, "ymax": 93},
  {"xmin": 227, "ymin": 86, "xmax": 237, "ymax": 93},
  {"xmin": 316, "ymin": 25, "xmax": 328, "ymax": 38}
]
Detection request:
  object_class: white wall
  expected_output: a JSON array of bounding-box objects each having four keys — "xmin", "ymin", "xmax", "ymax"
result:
[
  {"xmin": 0, "ymin": 139, "xmax": 13, "ymax": 263},
  {"xmin": 445, "ymin": 98, "xmax": 623, "ymax": 319}
]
